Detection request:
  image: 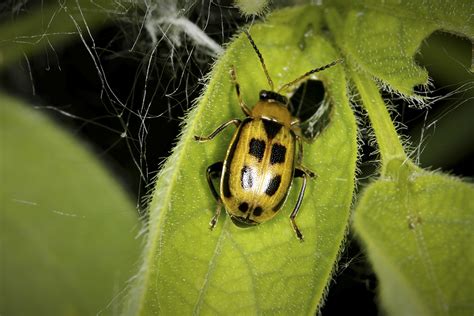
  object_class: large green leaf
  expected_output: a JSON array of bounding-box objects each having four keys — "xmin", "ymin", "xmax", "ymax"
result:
[
  {"xmin": 355, "ymin": 160, "xmax": 474, "ymax": 316},
  {"xmin": 0, "ymin": 94, "xmax": 140, "ymax": 315},
  {"xmin": 324, "ymin": 2, "xmax": 474, "ymax": 315},
  {"xmin": 126, "ymin": 6, "xmax": 357, "ymax": 315}
]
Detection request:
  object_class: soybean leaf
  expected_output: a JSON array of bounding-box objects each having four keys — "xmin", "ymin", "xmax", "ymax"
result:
[
  {"xmin": 326, "ymin": 0, "xmax": 474, "ymax": 95},
  {"xmin": 355, "ymin": 160, "xmax": 474, "ymax": 316},
  {"xmin": 325, "ymin": 2, "xmax": 474, "ymax": 315},
  {"xmin": 126, "ymin": 6, "xmax": 357, "ymax": 315},
  {"xmin": 0, "ymin": 94, "xmax": 140, "ymax": 315}
]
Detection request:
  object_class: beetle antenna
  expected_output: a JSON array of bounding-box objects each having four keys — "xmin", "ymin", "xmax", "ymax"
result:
[
  {"xmin": 277, "ymin": 58, "xmax": 343, "ymax": 93},
  {"xmin": 244, "ymin": 30, "xmax": 274, "ymax": 91}
]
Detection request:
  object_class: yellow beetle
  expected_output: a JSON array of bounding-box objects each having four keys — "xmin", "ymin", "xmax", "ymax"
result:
[{"xmin": 195, "ymin": 31, "xmax": 341, "ymax": 240}]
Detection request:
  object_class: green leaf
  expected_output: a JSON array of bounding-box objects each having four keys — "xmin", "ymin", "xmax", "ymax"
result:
[
  {"xmin": 330, "ymin": 0, "xmax": 474, "ymax": 36},
  {"xmin": 0, "ymin": 93, "xmax": 141, "ymax": 315},
  {"xmin": 354, "ymin": 161, "xmax": 474, "ymax": 316},
  {"xmin": 326, "ymin": 0, "xmax": 474, "ymax": 96},
  {"xmin": 324, "ymin": 2, "xmax": 474, "ymax": 315},
  {"xmin": 126, "ymin": 6, "xmax": 357, "ymax": 315}
]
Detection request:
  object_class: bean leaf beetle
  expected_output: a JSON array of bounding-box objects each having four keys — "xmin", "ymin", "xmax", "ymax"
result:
[{"xmin": 195, "ymin": 30, "xmax": 341, "ymax": 240}]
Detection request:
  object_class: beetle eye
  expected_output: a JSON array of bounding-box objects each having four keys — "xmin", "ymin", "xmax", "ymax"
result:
[{"xmin": 259, "ymin": 90, "xmax": 288, "ymax": 105}]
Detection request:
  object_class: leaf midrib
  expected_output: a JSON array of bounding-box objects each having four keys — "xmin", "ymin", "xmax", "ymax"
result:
[{"xmin": 192, "ymin": 219, "xmax": 228, "ymax": 314}]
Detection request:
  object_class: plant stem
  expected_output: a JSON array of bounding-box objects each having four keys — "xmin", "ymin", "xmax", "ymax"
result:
[{"xmin": 351, "ymin": 70, "xmax": 408, "ymax": 175}]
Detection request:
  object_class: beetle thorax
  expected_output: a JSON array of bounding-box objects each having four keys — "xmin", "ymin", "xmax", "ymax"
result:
[{"xmin": 251, "ymin": 100, "xmax": 293, "ymax": 127}]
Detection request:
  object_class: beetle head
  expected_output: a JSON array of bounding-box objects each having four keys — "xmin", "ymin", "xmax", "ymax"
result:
[{"xmin": 259, "ymin": 90, "xmax": 288, "ymax": 106}]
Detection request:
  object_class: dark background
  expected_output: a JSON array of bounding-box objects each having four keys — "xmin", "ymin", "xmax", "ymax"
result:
[{"xmin": 1, "ymin": 1, "xmax": 472, "ymax": 314}]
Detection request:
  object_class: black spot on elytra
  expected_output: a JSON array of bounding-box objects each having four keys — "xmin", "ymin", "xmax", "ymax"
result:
[
  {"xmin": 270, "ymin": 143, "xmax": 286, "ymax": 164},
  {"xmin": 265, "ymin": 175, "xmax": 281, "ymax": 196},
  {"xmin": 238, "ymin": 202, "xmax": 249, "ymax": 213},
  {"xmin": 249, "ymin": 138, "xmax": 265, "ymax": 161},
  {"xmin": 262, "ymin": 119, "xmax": 283, "ymax": 139},
  {"xmin": 241, "ymin": 166, "xmax": 254, "ymax": 189},
  {"xmin": 253, "ymin": 206, "xmax": 263, "ymax": 216}
]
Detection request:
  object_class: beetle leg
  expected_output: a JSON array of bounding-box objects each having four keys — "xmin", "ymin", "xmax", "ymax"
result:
[
  {"xmin": 290, "ymin": 168, "xmax": 310, "ymax": 241},
  {"xmin": 296, "ymin": 136, "xmax": 303, "ymax": 165},
  {"xmin": 194, "ymin": 119, "xmax": 241, "ymax": 142},
  {"xmin": 209, "ymin": 204, "xmax": 222, "ymax": 230},
  {"xmin": 206, "ymin": 162, "xmax": 223, "ymax": 201},
  {"xmin": 296, "ymin": 137, "xmax": 316, "ymax": 178},
  {"xmin": 230, "ymin": 65, "xmax": 252, "ymax": 116},
  {"xmin": 206, "ymin": 162, "xmax": 223, "ymax": 230}
]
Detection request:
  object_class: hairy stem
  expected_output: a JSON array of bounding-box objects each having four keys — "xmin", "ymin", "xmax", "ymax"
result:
[{"xmin": 351, "ymin": 70, "xmax": 408, "ymax": 175}]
